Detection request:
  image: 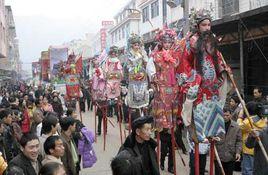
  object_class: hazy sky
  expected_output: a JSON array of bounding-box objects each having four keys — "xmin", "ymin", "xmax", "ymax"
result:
[{"xmin": 5, "ymin": 0, "xmax": 127, "ymax": 70}]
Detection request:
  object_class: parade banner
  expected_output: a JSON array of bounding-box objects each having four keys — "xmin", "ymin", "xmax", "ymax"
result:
[
  {"xmin": 65, "ymin": 74, "xmax": 80, "ymax": 98},
  {"xmin": 32, "ymin": 61, "xmax": 41, "ymax": 78},
  {"xmin": 49, "ymin": 46, "xmax": 68, "ymax": 75}
]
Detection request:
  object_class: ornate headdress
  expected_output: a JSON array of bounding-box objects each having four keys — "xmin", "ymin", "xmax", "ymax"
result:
[
  {"xmin": 155, "ymin": 28, "xmax": 177, "ymax": 43},
  {"xmin": 109, "ymin": 46, "xmax": 119, "ymax": 55},
  {"xmin": 127, "ymin": 33, "xmax": 143, "ymax": 50},
  {"xmin": 128, "ymin": 33, "xmax": 142, "ymax": 45},
  {"xmin": 189, "ymin": 8, "xmax": 212, "ymax": 32}
]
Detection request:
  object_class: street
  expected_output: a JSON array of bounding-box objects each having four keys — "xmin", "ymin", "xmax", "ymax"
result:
[{"xmin": 79, "ymin": 109, "xmax": 241, "ymax": 175}]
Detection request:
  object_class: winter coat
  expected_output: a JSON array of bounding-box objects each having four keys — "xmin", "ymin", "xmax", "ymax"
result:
[
  {"xmin": 78, "ymin": 127, "xmax": 97, "ymax": 168},
  {"xmin": 246, "ymin": 127, "xmax": 268, "ymax": 175},
  {"xmin": 237, "ymin": 115, "xmax": 266, "ymax": 155},
  {"xmin": 118, "ymin": 133, "xmax": 160, "ymax": 175},
  {"xmin": 215, "ymin": 120, "xmax": 242, "ymax": 162},
  {"xmin": 61, "ymin": 132, "xmax": 79, "ymax": 175},
  {"xmin": 8, "ymin": 153, "xmax": 42, "ymax": 175}
]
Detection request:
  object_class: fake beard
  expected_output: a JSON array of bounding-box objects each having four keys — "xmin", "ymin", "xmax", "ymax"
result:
[{"xmin": 196, "ymin": 30, "xmax": 219, "ymax": 75}]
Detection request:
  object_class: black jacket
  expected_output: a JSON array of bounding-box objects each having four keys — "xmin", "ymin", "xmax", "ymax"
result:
[
  {"xmin": 246, "ymin": 127, "xmax": 268, "ymax": 175},
  {"xmin": 118, "ymin": 133, "xmax": 160, "ymax": 175},
  {"xmin": 8, "ymin": 153, "xmax": 42, "ymax": 175}
]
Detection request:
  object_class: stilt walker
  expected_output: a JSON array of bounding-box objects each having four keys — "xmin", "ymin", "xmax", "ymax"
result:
[
  {"xmin": 104, "ymin": 46, "xmax": 123, "ymax": 148},
  {"xmin": 179, "ymin": 8, "xmax": 232, "ymax": 175},
  {"xmin": 148, "ymin": 27, "xmax": 180, "ymax": 174},
  {"xmin": 124, "ymin": 34, "xmax": 150, "ymax": 135},
  {"xmin": 91, "ymin": 55, "xmax": 107, "ymax": 146}
]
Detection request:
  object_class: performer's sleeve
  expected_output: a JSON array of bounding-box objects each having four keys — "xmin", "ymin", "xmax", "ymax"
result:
[
  {"xmin": 146, "ymin": 57, "xmax": 156, "ymax": 81},
  {"xmin": 142, "ymin": 49, "xmax": 149, "ymax": 63}
]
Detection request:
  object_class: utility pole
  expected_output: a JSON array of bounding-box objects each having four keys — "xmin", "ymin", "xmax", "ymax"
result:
[{"xmin": 183, "ymin": 0, "xmax": 189, "ymax": 36}]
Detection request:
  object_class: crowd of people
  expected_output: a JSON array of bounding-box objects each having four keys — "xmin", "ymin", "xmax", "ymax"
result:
[
  {"xmin": 0, "ymin": 82, "xmax": 96, "ymax": 175},
  {"xmin": 0, "ymin": 8, "xmax": 268, "ymax": 175}
]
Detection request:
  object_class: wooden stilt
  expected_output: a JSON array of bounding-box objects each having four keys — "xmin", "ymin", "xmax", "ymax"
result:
[
  {"xmin": 209, "ymin": 140, "xmax": 215, "ymax": 175},
  {"xmin": 117, "ymin": 101, "xmax": 123, "ymax": 145},
  {"xmin": 171, "ymin": 127, "xmax": 177, "ymax": 175},
  {"xmin": 194, "ymin": 143, "xmax": 200, "ymax": 175},
  {"xmin": 128, "ymin": 108, "xmax": 132, "ymax": 135},
  {"xmin": 103, "ymin": 103, "xmax": 108, "ymax": 151},
  {"xmin": 157, "ymin": 131, "xmax": 160, "ymax": 166},
  {"xmin": 214, "ymin": 146, "xmax": 226, "ymax": 175}
]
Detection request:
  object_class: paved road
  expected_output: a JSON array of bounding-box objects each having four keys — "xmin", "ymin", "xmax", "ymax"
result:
[{"xmin": 79, "ymin": 109, "xmax": 241, "ymax": 175}]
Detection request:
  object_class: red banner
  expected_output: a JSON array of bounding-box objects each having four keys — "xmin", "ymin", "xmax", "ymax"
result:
[{"xmin": 41, "ymin": 59, "xmax": 50, "ymax": 81}]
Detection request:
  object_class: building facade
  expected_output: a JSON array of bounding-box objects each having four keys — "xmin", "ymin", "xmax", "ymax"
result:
[
  {"xmin": 109, "ymin": 0, "xmax": 141, "ymax": 49},
  {"xmin": 4, "ymin": 6, "xmax": 20, "ymax": 72},
  {"xmin": 0, "ymin": 0, "xmax": 7, "ymax": 58}
]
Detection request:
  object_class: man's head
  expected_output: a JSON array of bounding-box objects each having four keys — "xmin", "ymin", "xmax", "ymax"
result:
[
  {"xmin": 223, "ymin": 106, "xmax": 232, "ymax": 122},
  {"xmin": 132, "ymin": 116, "xmax": 153, "ymax": 142},
  {"xmin": 41, "ymin": 112, "xmax": 59, "ymax": 135},
  {"xmin": 109, "ymin": 46, "xmax": 119, "ymax": 58},
  {"xmin": 253, "ymin": 87, "xmax": 263, "ymax": 99},
  {"xmin": 44, "ymin": 136, "xmax": 65, "ymax": 158},
  {"xmin": 198, "ymin": 19, "xmax": 211, "ymax": 33},
  {"xmin": 229, "ymin": 95, "xmax": 240, "ymax": 108},
  {"xmin": 60, "ymin": 116, "xmax": 76, "ymax": 132},
  {"xmin": 190, "ymin": 8, "xmax": 212, "ymax": 33},
  {"xmin": 0, "ymin": 109, "xmax": 12, "ymax": 125},
  {"xmin": 128, "ymin": 34, "xmax": 142, "ymax": 52},
  {"xmin": 35, "ymin": 99, "xmax": 42, "ymax": 108},
  {"xmin": 66, "ymin": 108, "xmax": 77, "ymax": 119},
  {"xmin": 20, "ymin": 133, "xmax": 40, "ymax": 161},
  {"xmin": 111, "ymin": 154, "xmax": 134, "ymax": 175},
  {"xmin": 246, "ymin": 101, "xmax": 262, "ymax": 117}
]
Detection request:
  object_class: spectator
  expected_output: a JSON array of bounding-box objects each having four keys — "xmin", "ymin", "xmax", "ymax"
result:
[
  {"xmin": 42, "ymin": 136, "xmax": 65, "ymax": 165},
  {"xmin": 51, "ymin": 94, "xmax": 63, "ymax": 119},
  {"xmin": 246, "ymin": 119, "xmax": 268, "ymax": 175},
  {"xmin": 215, "ymin": 106, "xmax": 242, "ymax": 175},
  {"xmin": 42, "ymin": 96, "xmax": 53, "ymax": 112},
  {"xmin": 229, "ymin": 95, "xmax": 242, "ymax": 121},
  {"xmin": 31, "ymin": 99, "xmax": 44, "ymax": 136},
  {"xmin": 60, "ymin": 117, "xmax": 80, "ymax": 175},
  {"xmin": 8, "ymin": 133, "xmax": 42, "ymax": 175},
  {"xmin": 252, "ymin": 87, "xmax": 266, "ymax": 104},
  {"xmin": 111, "ymin": 154, "xmax": 135, "ymax": 175},
  {"xmin": 35, "ymin": 85, "xmax": 43, "ymax": 100},
  {"xmin": 238, "ymin": 101, "xmax": 267, "ymax": 175},
  {"xmin": 6, "ymin": 165, "xmax": 24, "ymax": 175},
  {"xmin": 39, "ymin": 112, "xmax": 59, "ymax": 159},
  {"xmin": 117, "ymin": 116, "xmax": 159, "ymax": 175},
  {"xmin": 0, "ymin": 109, "xmax": 19, "ymax": 162},
  {"xmin": 66, "ymin": 108, "xmax": 85, "ymax": 147},
  {"xmin": 39, "ymin": 162, "xmax": 66, "ymax": 175}
]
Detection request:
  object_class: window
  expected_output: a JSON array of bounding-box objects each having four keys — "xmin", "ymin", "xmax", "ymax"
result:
[
  {"xmin": 122, "ymin": 26, "xmax": 125, "ymax": 39},
  {"xmin": 222, "ymin": 0, "xmax": 239, "ymax": 16},
  {"xmin": 151, "ymin": 1, "xmax": 159, "ymax": 18},
  {"xmin": 142, "ymin": 6, "xmax": 149, "ymax": 23}
]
